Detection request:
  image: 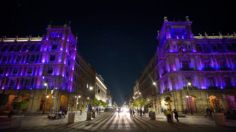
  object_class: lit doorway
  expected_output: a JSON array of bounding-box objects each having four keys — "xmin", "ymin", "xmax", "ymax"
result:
[{"xmin": 185, "ymin": 96, "xmax": 196, "ymax": 114}]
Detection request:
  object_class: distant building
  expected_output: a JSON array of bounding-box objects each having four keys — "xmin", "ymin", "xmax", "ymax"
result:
[
  {"xmin": 95, "ymin": 74, "xmax": 107, "ymax": 103},
  {"xmin": 106, "ymin": 89, "xmax": 113, "ymax": 107},
  {"xmin": 132, "ymin": 17, "xmax": 236, "ymax": 114}
]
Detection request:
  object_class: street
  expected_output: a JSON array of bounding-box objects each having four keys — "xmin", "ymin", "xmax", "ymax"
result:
[{"xmin": 2, "ymin": 112, "xmax": 236, "ymax": 132}]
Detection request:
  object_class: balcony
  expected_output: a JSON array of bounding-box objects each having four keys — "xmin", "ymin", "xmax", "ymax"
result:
[
  {"xmin": 219, "ymin": 67, "xmax": 231, "ymax": 71},
  {"xmin": 208, "ymin": 86, "xmax": 220, "ymax": 90},
  {"xmin": 163, "ymin": 88, "xmax": 170, "ymax": 93},
  {"xmin": 180, "ymin": 67, "xmax": 194, "ymax": 71},
  {"xmin": 203, "ymin": 67, "xmax": 215, "ymax": 71}
]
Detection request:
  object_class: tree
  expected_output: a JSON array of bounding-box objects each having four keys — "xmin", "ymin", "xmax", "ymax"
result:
[
  {"xmin": 131, "ymin": 98, "xmax": 148, "ymax": 109},
  {"xmin": 91, "ymin": 98, "xmax": 100, "ymax": 106}
]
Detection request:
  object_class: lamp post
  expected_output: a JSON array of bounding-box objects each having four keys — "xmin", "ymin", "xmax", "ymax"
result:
[
  {"xmin": 43, "ymin": 82, "xmax": 49, "ymax": 114},
  {"xmin": 30, "ymin": 88, "xmax": 34, "ymax": 113},
  {"xmin": 74, "ymin": 95, "xmax": 81, "ymax": 112},
  {"xmin": 152, "ymin": 82, "xmax": 157, "ymax": 112},
  {"xmin": 86, "ymin": 85, "xmax": 93, "ymax": 121},
  {"xmin": 186, "ymin": 82, "xmax": 192, "ymax": 114}
]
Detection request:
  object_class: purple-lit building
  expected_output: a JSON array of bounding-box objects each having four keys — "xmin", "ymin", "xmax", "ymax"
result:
[
  {"xmin": 0, "ymin": 25, "xmax": 82, "ymax": 113},
  {"xmin": 156, "ymin": 17, "xmax": 236, "ymax": 113},
  {"xmin": 132, "ymin": 17, "xmax": 236, "ymax": 114}
]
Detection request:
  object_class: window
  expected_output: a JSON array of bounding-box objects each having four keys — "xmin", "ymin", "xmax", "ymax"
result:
[
  {"xmin": 196, "ymin": 44, "xmax": 202, "ymax": 52},
  {"xmin": 29, "ymin": 55, "xmax": 35, "ymax": 62},
  {"xmin": 47, "ymin": 67, "xmax": 53, "ymax": 74},
  {"xmin": 27, "ymin": 68, "xmax": 33, "ymax": 74},
  {"xmin": 52, "ymin": 45, "xmax": 57, "ymax": 50},
  {"xmin": 218, "ymin": 58, "xmax": 228, "ymax": 70},
  {"xmin": 35, "ymin": 55, "xmax": 40, "ymax": 62},
  {"xmin": 202, "ymin": 45, "xmax": 211, "ymax": 53},
  {"xmin": 14, "ymin": 45, "xmax": 21, "ymax": 52},
  {"xmin": 0, "ymin": 68, "xmax": 4, "ymax": 74},
  {"xmin": 203, "ymin": 58, "xmax": 212, "ymax": 70},
  {"xmin": 224, "ymin": 77, "xmax": 232, "ymax": 88},
  {"xmin": 182, "ymin": 60, "xmax": 190, "ymax": 70},
  {"xmin": 13, "ymin": 69, "xmax": 18, "ymax": 74},
  {"xmin": 16, "ymin": 56, "xmax": 21, "ymax": 63},
  {"xmin": 29, "ymin": 45, "xmax": 35, "ymax": 51},
  {"xmin": 208, "ymin": 77, "xmax": 215, "ymax": 87},
  {"xmin": 35, "ymin": 45, "xmax": 41, "ymax": 51},
  {"xmin": 1, "ymin": 45, "xmax": 8, "ymax": 52},
  {"xmin": 9, "ymin": 80, "xmax": 16, "ymax": 89},
  {"xmin": 22, "ymin": 45, "xmax": 27, "ymax": 51},
  {"xmin": 50, "ymin": 55, "xmax": 56, "ymax": 61},
  {"xmin": 2, "ymin": 56, "xmax": 7, "ymax": 63},
  {"xmin": 212, "ymin": 44, "xmax": 218, "ymax": 52},
  {"xmin": 9, "ymin": 46, "xmax": 14, "ymax": 52}
]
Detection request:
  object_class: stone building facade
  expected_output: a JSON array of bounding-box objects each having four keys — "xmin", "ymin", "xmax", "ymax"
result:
[
  {"xmin": 0, "ymin": 25, "xmax": 97, "ymax": 113},
  {"xmin": 132, "ymin": 18, "xmax": 236, "ymax": 114}
]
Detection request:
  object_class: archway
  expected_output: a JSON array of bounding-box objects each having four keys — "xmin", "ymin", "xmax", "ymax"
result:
[
  {"xmin": 226, "ymin": 95, "xmax": 236, "ymax": 110},
  {"xmin": 209, "ymin": 95, "xmax": 221, "ymax": 112},
  {"xmin": 185, "ymin": 96, "xmax": 196, "ymax": 114},
  {"xmin": 60, "ymin": 95, "xmax": 68, "ymax": 110}
]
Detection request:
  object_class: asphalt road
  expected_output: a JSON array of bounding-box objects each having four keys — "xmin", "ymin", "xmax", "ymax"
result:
[{"xmin": 2, "ymin": 112, "xmax": 236, "ymax": 132}]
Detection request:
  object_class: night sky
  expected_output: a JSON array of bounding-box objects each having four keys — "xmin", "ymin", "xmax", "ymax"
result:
[{"xmin": 0, "ymin": 0, "xmax": 235, "ymax": 105}]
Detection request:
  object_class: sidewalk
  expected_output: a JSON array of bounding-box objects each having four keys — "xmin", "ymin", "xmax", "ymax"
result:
[
  {"xmin": 153, "ymin": 113, "xmax": 236, "ymax": 127},
  {"xmin": 0, "ymin": 111, "xmax": 92, "ymax": 129}
]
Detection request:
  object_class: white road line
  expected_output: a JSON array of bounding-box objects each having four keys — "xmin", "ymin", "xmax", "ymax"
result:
[
  {"xmin": 90, "ymin": 113, "xmax": 115, "ymax": 131},
  {"xmin": 100, "ymin": 113, "xmax": 117, "ymax": 130}
]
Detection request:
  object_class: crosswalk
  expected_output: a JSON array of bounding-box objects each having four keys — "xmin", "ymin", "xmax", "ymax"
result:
[{"xmin": 23, "ymin": 112, "xmax": 184, "ymax": 131}]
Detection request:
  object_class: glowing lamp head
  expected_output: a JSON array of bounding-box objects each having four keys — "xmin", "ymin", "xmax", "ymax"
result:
[
  {"xmin": 187, "ymin": 82, "xmax": 192, "ymax": 86},
  {"xmin": 89, "ymin": 86, "xmax": 93, "ymax": 91},
  {"xmin": 44, "ymin": 83, "xmax": 48, "ymax": 87},
  {"xmin": 152, "ymin": 82, "xmax": 157, "ymax": 86}
]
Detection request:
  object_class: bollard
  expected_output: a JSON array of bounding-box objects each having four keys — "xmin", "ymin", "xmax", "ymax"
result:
[
  {"xmin": 86, "ymin": 112, "xmax": 92, "ymax": 121},
  {"xmin": 214, "ymin": 113, "xmax": 225, "ymax": 126},
  {"xmin": 68, "ymin": 112, "xmax": 75, "ymax": 124},
  {"xmin": 10, "ymin": 117, "xmax": 22, "ymax": 128}
]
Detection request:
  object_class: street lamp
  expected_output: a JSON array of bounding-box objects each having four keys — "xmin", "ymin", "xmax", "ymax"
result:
[
  {"xmin": 152, "ymin": 81, "xmax": 157, "ymax": 115},
  {"xmin": 89, "ymin": 86, "xmax": 93, "ymax": 91},
  {"xmin": 186, "ymin": 82, "xmax": 191, "ymax": 96},
  {"xmin": 43, "ymin": 82, "xmax": 49, "ymax": 114},
  {"xmin": 152, "ymin": 82, "xmax": 157, "ymax": 86},
  {"xmin": 186, "ymin": 82, "xmax": 192, "ymax": 114}
]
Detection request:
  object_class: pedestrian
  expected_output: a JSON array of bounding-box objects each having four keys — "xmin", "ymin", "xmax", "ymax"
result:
[
  {"xmin": 205, "ymin": 107, "xmax": 210, "ymax": 117},
  {"xmin": 129, "ymin": 108, "xmax": 133, "ymax": 116},
  {"xmin": 166, "ymin": 109, "xmax": 172, "ymax": 123},
  {"xmin": 139, "ymin": 109, "xmax": 143, "ymax": 117},
  {"xmin": 173, "ymin": 109, "xmax": 179, "ymax": 122},
  {"xmin": 96, "ymin": 107, "xmax": 99, "ymax": 114},
  {"xmin": 118, "ymin": 107, "xmax": 121, "ymax": 114},
  {"xmin": 79, "ymin": 108, "xmax": 82, "ymax": 115}
]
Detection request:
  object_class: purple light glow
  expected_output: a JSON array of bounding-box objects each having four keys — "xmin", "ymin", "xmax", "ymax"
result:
[{"xmin": 0, "ymin": 26, "xmax": 78, "ymax": 92}]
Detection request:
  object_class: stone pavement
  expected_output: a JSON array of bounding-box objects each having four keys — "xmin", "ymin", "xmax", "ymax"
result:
[
  {"xmin": 0, "ymin": 111, "xmax": 99, "ymax": 129},
  {"xmin": 154, "ymin": 113, "xmax": 236, "ymax": 127},
  {"xmin": 155, "ymin": 113, "xmax": 216, "ymax": 126}
]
